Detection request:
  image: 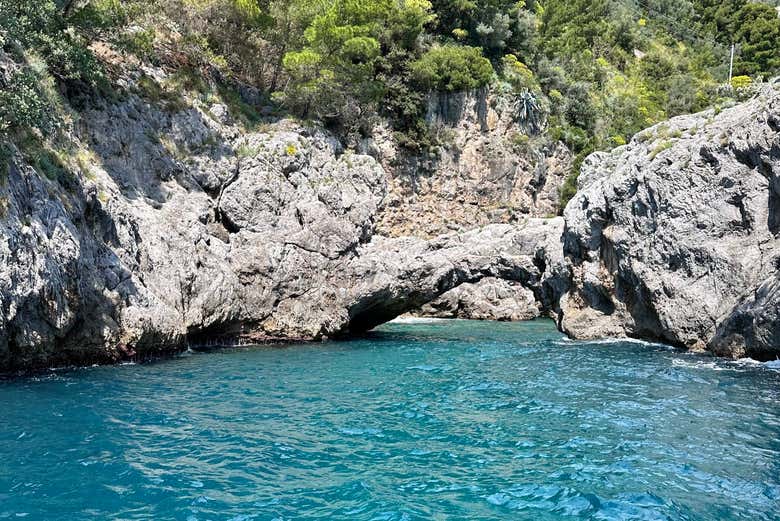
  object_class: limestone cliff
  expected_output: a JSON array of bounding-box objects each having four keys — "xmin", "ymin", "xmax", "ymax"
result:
[
  {"xmin": 0, "ymin": 65, "xmax": 564, "ymax": 370},
  {"xmin": 368, "ymin": 87, "xmax": 572, "ymax": 322},
  {"xmin": 3, "ymin": 60, "xmax": 780, "ymax": 369},
  {"xmin": 368, "ymin": 88, "xmax": 571, "ymax": 238},
  {"xmin": 558, "ymin": 81, "xmax": 780, "ymax": 360}
]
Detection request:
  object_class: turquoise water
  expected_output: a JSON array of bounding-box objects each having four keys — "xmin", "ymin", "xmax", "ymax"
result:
[{"xmin": 1, "ymin": 319, "xmax": 779, "ymax": 521}]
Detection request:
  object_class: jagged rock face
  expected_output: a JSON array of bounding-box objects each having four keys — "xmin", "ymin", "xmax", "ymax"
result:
[
  {"xmin": 5, "ymin": 64, "xmax": 780, "ymax": 369},
  {"xmin": 367, "ymin": 88, "xmax": 571, "ymax": 238},
  {"xmin": 559, "ymin": 83, "xmax": 780, "ymax": 359},
  {"xmin": 0, "ymin": 77, "xmax": 565, "ymax": 369},
  {"xmin": 416, "ymin": 278, "xmax": 542, "ymax": 321},
  {"xmin": 0, "ymin": 88, "xmax": 382, "ymax": 368}
]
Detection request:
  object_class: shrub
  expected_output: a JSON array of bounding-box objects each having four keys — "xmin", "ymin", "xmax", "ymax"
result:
[
  {"xmin": 730, "ymin": 75, "xmax": 752, "ymax": 90},
  {"xmin": 502, "ymin": 54, "xmax": 538, "ymax": 92},
  {"xmin": 1, "ymin": 0, "xmax": 107, "ymax": 87},
  {"xmin": 0, "ymin": 69, "xmax": 51, "ymax": 132},
  {"xmin": 558, "ymin": 145, "xmax": 593, "ymax": 212},
  {"xmin": 410, "ymin": 45, "xmax": 494, "ymax": 92},
  {"xmin": 649, "ymin": 140, "xmax": 673, "ymax": 159},
  {"xmin": 609, "ymin": 134, "xmax": 626, "ymax": 146},
  {"xmin": 559, "ymin": 172, "xmax": 579, "ymax": 211},
  {"xmin": 550, "ymin": 124, "xmax": 589, "ymax": 153}
]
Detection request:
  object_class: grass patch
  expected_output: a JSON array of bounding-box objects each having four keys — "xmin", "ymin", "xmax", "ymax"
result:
[
  {"xmin": 135, "ymin": 75, "xmax": 189, "ymax": 112},
  {"xmin": 236, "ymin": 143, "xmax": 263, "ymax": 158},
  {"xmin": 159, "ymin": 136, "xmax": 185, "ymax": 160},
  {"xmin": 649, "ymin": 140, "xmax": 674, "ymax": 160},
  {"xmin": 655, "ymin": 123, "xmax": 670, "ymax": 139},
  {"xmin": 216, "ymin": 84, "xmax": 262, "ymax": 128},
  {"xmin": 75, "ymin": 149, "xmax": 99, "ymax": 180},
  {"xmin": 509, "ymin": 131, "xmax": 530, "ymax": 153},
  {"xmin": 167, "ymin": 67, "xmax": 210, "ymax": 97},
  {"xmin": 16, "ymin": 131, "xmax": 77, "ymax": 188}
]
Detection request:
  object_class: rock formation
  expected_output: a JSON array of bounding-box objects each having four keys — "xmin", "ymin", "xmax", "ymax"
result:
[
  {"xmin": 557, "ymin": 81, "xmax": 780, "ymax": 360},
  {"xmin": 3, "ymin": 60, "xmax": 780, "ymax": 370},
  {"xmin": 416, "ymin": 278, "xmax": 542, "ymax": 321},
  {"xmin": 366, "ymin": 88, "xmax": 570, "ymax": 238},
  {"xmin": 0, "ymin": 66, "xmax": 565, "ymax": 370}
]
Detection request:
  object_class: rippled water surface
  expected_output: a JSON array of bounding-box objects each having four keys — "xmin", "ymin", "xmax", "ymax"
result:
[{"xmin": 1, "ymin": 319, "xmax": 780, "ymax": 520}]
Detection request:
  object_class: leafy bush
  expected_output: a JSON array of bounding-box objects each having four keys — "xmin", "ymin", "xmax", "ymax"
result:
[
  {"xmin": 550, "ymin": 124, "xmax": 590, "ymax": 153},
  {"xmin": 558, "ymin": 144, "xmax": 594, "ymax": 212},
  {"xmin": 0, "ymin": 69, "xmax": 51, "ymax": 132},
  {"xmin": 0, "ymin": 0, "xmax": 106, "ymax": 86},
  {"xmin": 410, "ymin": 45, "xmax": 494, "ymax": 92},
  {"xmin": 730, "ymin": 75, "xmax": 752, "ymax": 90},
  {"xmin": 502, "ymin": 53, "xmax": 538, "ymax": 92}
]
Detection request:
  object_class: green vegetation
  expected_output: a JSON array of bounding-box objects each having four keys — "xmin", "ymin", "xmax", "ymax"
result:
[
  {"xmin": 650, "ymin": 140, "xmax": 674, "ymax": 159},
  {"xmin": 410, "ymin": 45, "xmax": 494, "ymax": 92},
  {"xmin": 2, "ymin": 0, "xmax": 779, "ymax": 208},
  {"xmin": 0, "ymin": 69, "xmax": 51, "ymax": 132}
]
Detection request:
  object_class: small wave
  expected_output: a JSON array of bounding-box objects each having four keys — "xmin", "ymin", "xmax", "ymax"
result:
[
  {"xmin": 586, "ymin": 337, "xmax": 673, "ymax": 348},
  {"xmin": 764, "ymin": 359, "xmax": 780, "ymax": 370},
  {"xmin": 735, "ymin": 358, "xmax": 763, "ymax": 367},
  {"xmin": 388, "ymin": 316, "xmax": 453, "ymax": 324},
  {"xmin": 671, "ymin": 358, "xmax": 720, "ymax": 370},
  {"xmin": 672, "ymin": 356, "xmax": 779, "ymax": 373},
  {"xmin": 339, "ymin": 427, "xmax": 383, "ymax": 437},
  {"xmin": 554, "ymin": 336, "xmax": 673, "ymax": 349},
  {"xmin": 460, "ymin": 381, "xmax": 512, "ymax": 392},
  {"xmin": 406, "ymin": 364, "xmax": 452, "ymax": 372}
]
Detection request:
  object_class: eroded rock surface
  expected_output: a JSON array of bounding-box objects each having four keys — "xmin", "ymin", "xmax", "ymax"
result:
[
  {"xmin": 367, "ymin": 88, "xmax": 570, "ymax": 238},
  {"xmin": 4, "ymin": 62, "xmax": 780, "ymax": 369},
  {"xmin": 0, "ymin": 75, "xmax": 565, "ymax": 369},
  {"xmin": 558, "ymin": 82, "xmax": 780, "ymax": 359},
  {"xmin": 417, "ymin": 278, "xmax": 542, "ymax": 321}
]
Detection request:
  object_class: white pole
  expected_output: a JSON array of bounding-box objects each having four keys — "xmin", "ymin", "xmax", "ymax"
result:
[{"xmin": 728, "ymin": 43, "xmax": 735, "ymax": 83}]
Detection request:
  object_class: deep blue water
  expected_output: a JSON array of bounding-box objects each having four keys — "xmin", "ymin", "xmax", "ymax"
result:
[{"xmin": 1, "ymin": 319, "xmax": 779, "ymax": 521}]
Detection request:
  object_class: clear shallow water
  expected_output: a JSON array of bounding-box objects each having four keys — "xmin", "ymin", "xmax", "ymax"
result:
[{"xmin": 1, "ymin": 319, "xmax": 779, "ymax": 521}]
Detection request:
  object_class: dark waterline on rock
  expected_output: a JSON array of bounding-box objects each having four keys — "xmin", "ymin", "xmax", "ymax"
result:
[{"xmin": 1, "ymin": 319, "xmax": 779, "ymax": 520}]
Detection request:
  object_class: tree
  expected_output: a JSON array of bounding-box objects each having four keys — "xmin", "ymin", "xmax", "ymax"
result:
[
  {"xmin": 733, "ymin": 2, "xmax": 780, "ymax": 75},
  {"xmin": 277, "ymin": 0, "xmax": 434, "ymax": 127}
]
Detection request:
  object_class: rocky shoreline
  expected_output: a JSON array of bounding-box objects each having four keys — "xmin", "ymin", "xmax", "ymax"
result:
[{"xmin": 2, "ymin": 70, "xmax": 779, "ymax": 370}]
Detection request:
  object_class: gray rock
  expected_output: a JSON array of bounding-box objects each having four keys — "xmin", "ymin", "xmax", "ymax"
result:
[
  {"xmin": 4, "ymin": 61, "xmax": 780, "ymax": 370},
  {"xmin": 366, "ymin": 88, "xmax": 571, "ymax": 238},
  {"xmin": 337, "ymin": 218, "xmax": 564, "ymax": 333},
  {"xmin": 0, "ymin": 77, "xmax": 565, "ymax": 369},
  {"xmin": 559, "ymin": 82, "xmax": 780, "ymax": 359},
  {"xmin": 209, "ymin": 103, "xmax": 232, "ymax": 125},
  {"xmin": 417, "ymin": 278, "xmax": 542, "ymax": 321}
]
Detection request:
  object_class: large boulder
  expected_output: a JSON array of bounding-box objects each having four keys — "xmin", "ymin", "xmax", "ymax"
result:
[
  {"xmin": 559, "ymin": 82, "xmax": 780, "ymax": 359},
  {"xmin": 416, "ymin": 278, "xmax": 542, "ymax": 321}
]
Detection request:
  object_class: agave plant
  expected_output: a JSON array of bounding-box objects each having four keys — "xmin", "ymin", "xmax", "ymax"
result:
[{"xmin": 517, "ymin": 89, "xmax": 543, "ymax": 134}]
